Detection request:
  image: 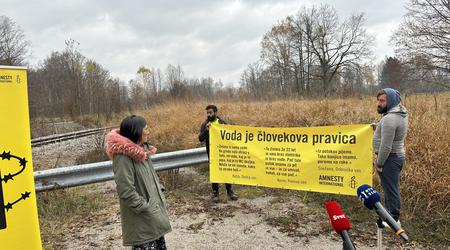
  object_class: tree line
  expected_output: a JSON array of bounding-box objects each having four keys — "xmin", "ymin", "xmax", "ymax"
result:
[
  {"xmin": 389, "ymin": 0, "xmax": 450, "ymax": 92},
  {"xmin": 240, "ymin": 5, "xmax": 374, "ymax": 98},
  {"xmin": 1, "ymin": 15, "xmax": 228, "ymax": 119},
  {"xmin": 240, "ymin": 2, "xmax": 449, "ymax": 98},
  {"xmin": 26, "ymin": 41, "xmax": 229, "ymax": 119}
]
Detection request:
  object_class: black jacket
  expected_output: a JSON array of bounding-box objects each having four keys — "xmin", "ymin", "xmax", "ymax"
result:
[{"xmin": 198, "ymin": 116, "xmax": 226, "ymax": 157}]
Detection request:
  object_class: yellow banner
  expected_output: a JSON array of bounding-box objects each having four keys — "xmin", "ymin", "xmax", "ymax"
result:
[
  {"xmin": 210, "ymin": 124, "xmax": 373, "ymax": 196},
  {"xmin": 0, "ymin": 66, "xmax": 42, "ymax": 249}
]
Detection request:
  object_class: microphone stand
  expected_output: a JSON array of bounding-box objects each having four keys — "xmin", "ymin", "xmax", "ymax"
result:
[
  {"xmin": 341, "ymin": 230, "xmax": 356, "ymax": 250},
  {"xmin": 376, "ymin": 219, "xmax": 384, "ymax": 250},
  {"xmin": 377, "ymin": 227, "xmax": 382, "ymax": 250}
]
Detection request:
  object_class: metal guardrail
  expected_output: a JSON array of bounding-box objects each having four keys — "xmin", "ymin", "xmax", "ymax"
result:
[{"xmin": 34, "ymin": 147, "xmax": 208, "ymax": 192}]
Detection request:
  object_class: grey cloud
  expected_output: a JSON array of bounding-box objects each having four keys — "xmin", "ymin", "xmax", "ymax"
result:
[{"xmin": 0, "ymin": 0, "xmax": 408, "ymax": 86}]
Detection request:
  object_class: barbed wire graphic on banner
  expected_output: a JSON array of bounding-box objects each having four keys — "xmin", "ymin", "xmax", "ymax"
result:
[{"xmin": 0, "ymin": 148, "xmax": 31, "ymax": 230}]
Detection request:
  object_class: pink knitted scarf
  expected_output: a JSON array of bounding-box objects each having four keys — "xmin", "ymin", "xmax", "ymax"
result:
[{"xmin": 105, "ymin": 129, "xmax": 157, "ymax": 162}]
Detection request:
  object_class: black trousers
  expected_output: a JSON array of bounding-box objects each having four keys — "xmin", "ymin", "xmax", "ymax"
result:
[
  {"xmin": 208, "ymin": 153, "xmax": 233, "ymax": 193},
  {"xmin": 132, "ymin": 237, "xmax": 166, "ymax": 250},
  {"xmin": 212, "ymin": 183, "xmax": 232, "ymax": 193}
]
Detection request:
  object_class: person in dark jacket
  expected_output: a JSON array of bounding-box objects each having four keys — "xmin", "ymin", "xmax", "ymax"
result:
[
  {"xmin": 373, "ymin": 88, "xmax": 408, "ymax": 226},
  {"xmin": 199, "ymin": 104, "xmax": 238, "ymax": 203},
  {"xmin": 106, "ymin": 115, "xmax": 171, "ymax": 250}
]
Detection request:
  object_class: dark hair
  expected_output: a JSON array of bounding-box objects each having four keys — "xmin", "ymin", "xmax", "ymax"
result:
[
  {"xmin": 119, "ymin": 115, "xmax": 147, "ymax": 143},
  {"xmin": 205, "ymin": 104, "xmax": 218, "ymax": 112},
  {"xmin": 376, "ymin": 90, "xmax": 386, "ymax": 98}
]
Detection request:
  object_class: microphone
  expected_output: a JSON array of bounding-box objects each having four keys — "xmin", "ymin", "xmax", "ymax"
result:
[
  {"xmin": 357, "ymin": 184, "xmax": 409, "ymax": 242},
  {"xmin": 325, "ymin": 201, "xmax": 356, "ymax": 250}
]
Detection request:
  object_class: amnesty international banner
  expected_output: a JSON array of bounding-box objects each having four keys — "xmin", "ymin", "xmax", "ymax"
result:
[
  {"xmin": 0, "ymin": 66, "xmax": 42, "ymax": 249},
  {"xmin": 210, "ymin": 124, "xmax": 372, "ymax": 196}
]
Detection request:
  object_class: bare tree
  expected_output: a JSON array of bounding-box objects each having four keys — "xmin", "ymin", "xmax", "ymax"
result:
[
  {"xmin": 392, "ymin": 0, "xmax": 450, "ymax": 89},
  {"xmin": 260, "ymin": 18, "xmax": 295, "ymax": 96},
  {"xmin": 137, "ymin": 66, "xmax": 154, "ymax": 107},
  {"xmin": 379, "ymin": 57, "xmax": 406, "ymax": 91},
  {"xmin": 292, "ymin": 10, "xmax": 316, "ymax": 95},
  {"xmin": 85, "ymin": 60, "xmax": 110, "ymax": 117},
  {"xmin": 28, "ymin": 41, "xmax": 131, "ymax": 118},
  {"xmin": 306, "ymin": 5, "xmax": 373, "ymax": 95},
  {"xmin": 106, "ymin": 78, "xmax": 128, "ymax": 116},
  {"xmin": 128, "ymin": 79, "xmax": 146, "ymax": 110},
  {"xmin": 63, "ymin": 39, "xmax": 85, "ymax": 116},
  {"xmin": 0, "ymin": 16, "xmax": 30, "ymax": 66},
  {"xmin": 155, "ymin": 68, "xmax": 164, "ymax": 93},
  {"xmin": 240, "ymin": 62, "xmax": 262, "ymax": 97},
  {"xmin": 241, "ymin": 4, "xmax": 373, "ymax": 97},
  {"xmin": 166, "ymin": 64, "xmax": 186, "ymax": 97},
  {"xmin": 341, "ymin": 63, "xmax": 376, "ymax": 95}
]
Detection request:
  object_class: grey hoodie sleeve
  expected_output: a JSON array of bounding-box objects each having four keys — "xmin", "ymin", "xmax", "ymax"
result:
[{"xmin": 376, "ymin": 117, "xmax": 396, "ymax": 166}]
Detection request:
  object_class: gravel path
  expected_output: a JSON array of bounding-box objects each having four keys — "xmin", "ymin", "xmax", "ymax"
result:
[
  {"xmin": 32, "ymin": 133, "xmax": 104, "ymax": 170},
  {"xmin": 57, "ymin": 180, "xmax": 374, "ymax": 250}
]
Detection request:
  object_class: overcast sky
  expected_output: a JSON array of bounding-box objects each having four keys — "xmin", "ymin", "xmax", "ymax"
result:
[{"xmin": 1, "ymin": 0, "xmax": 408, "ymax": 86}]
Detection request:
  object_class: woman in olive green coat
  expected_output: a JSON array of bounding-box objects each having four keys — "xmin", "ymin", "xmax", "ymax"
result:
[{"xmin": 106, "ymin": 115, "xmax": 171, "ymax": 249}]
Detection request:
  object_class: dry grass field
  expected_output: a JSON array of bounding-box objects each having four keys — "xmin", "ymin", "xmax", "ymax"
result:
[
  {"xmin": 36, "ymin": 93, "xmax": 450, "ymax": 247},
  {"xmin": 130, "ymin": 93, "xmax": 449, "ymax": 244}
]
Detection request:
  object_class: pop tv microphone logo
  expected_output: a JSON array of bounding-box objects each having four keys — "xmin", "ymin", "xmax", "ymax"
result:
[{"xmin": 333, "ymin": 214, "xmax": 346, "ymax": 220}]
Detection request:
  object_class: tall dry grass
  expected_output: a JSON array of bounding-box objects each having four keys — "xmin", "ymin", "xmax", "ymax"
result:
[
  {"xmin": 137, "ymin": 98, "xmax": 378, "ymax": 149},
  {"xmin": 121, "ymin": 93, "xmax": 449, "ymax": 243}
]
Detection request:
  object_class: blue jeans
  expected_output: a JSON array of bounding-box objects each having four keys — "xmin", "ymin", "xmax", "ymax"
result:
[{"xmin": 378, "ymin": 154, "xmax": 404, "ymax": 221}]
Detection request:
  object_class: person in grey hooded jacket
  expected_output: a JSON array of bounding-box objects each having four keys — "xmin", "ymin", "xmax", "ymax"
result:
[{"xmin": 373, "ymin": 88, "xmax": 408, "ymax": 223}]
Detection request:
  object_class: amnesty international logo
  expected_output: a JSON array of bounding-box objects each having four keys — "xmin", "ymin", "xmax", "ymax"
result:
[
  {"xmin": 349, "ymin": 176, "xmax": 358, "ymax": 189},
  {"xmin": 0, "ymin": 74, "xmax": 21, "ymax": 84},
  {"xmin": 0, "ymin": 74, "xmax": 13, "ymax": 84}
]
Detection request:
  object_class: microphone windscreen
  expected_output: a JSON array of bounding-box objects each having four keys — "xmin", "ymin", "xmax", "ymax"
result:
[
  {"xmin": 357, "ymin": 184, "xmax": 381, "ymax": 209},
  {"xmin": 324, "ymin": 201, "xmax": 351, "ymax": 234}
]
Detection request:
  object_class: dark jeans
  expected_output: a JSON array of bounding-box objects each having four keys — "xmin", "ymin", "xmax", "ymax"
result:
[
  {"xmin": 132, "ymin": 237, "xmax": 166, "ymax": 250},
  {"xmin": 378, "ymin": 153, "xmax": 404, "ymax": 221},
  {"xmin": 212, "ymin": 183, "xmax": 232, "ymax": 193}
]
